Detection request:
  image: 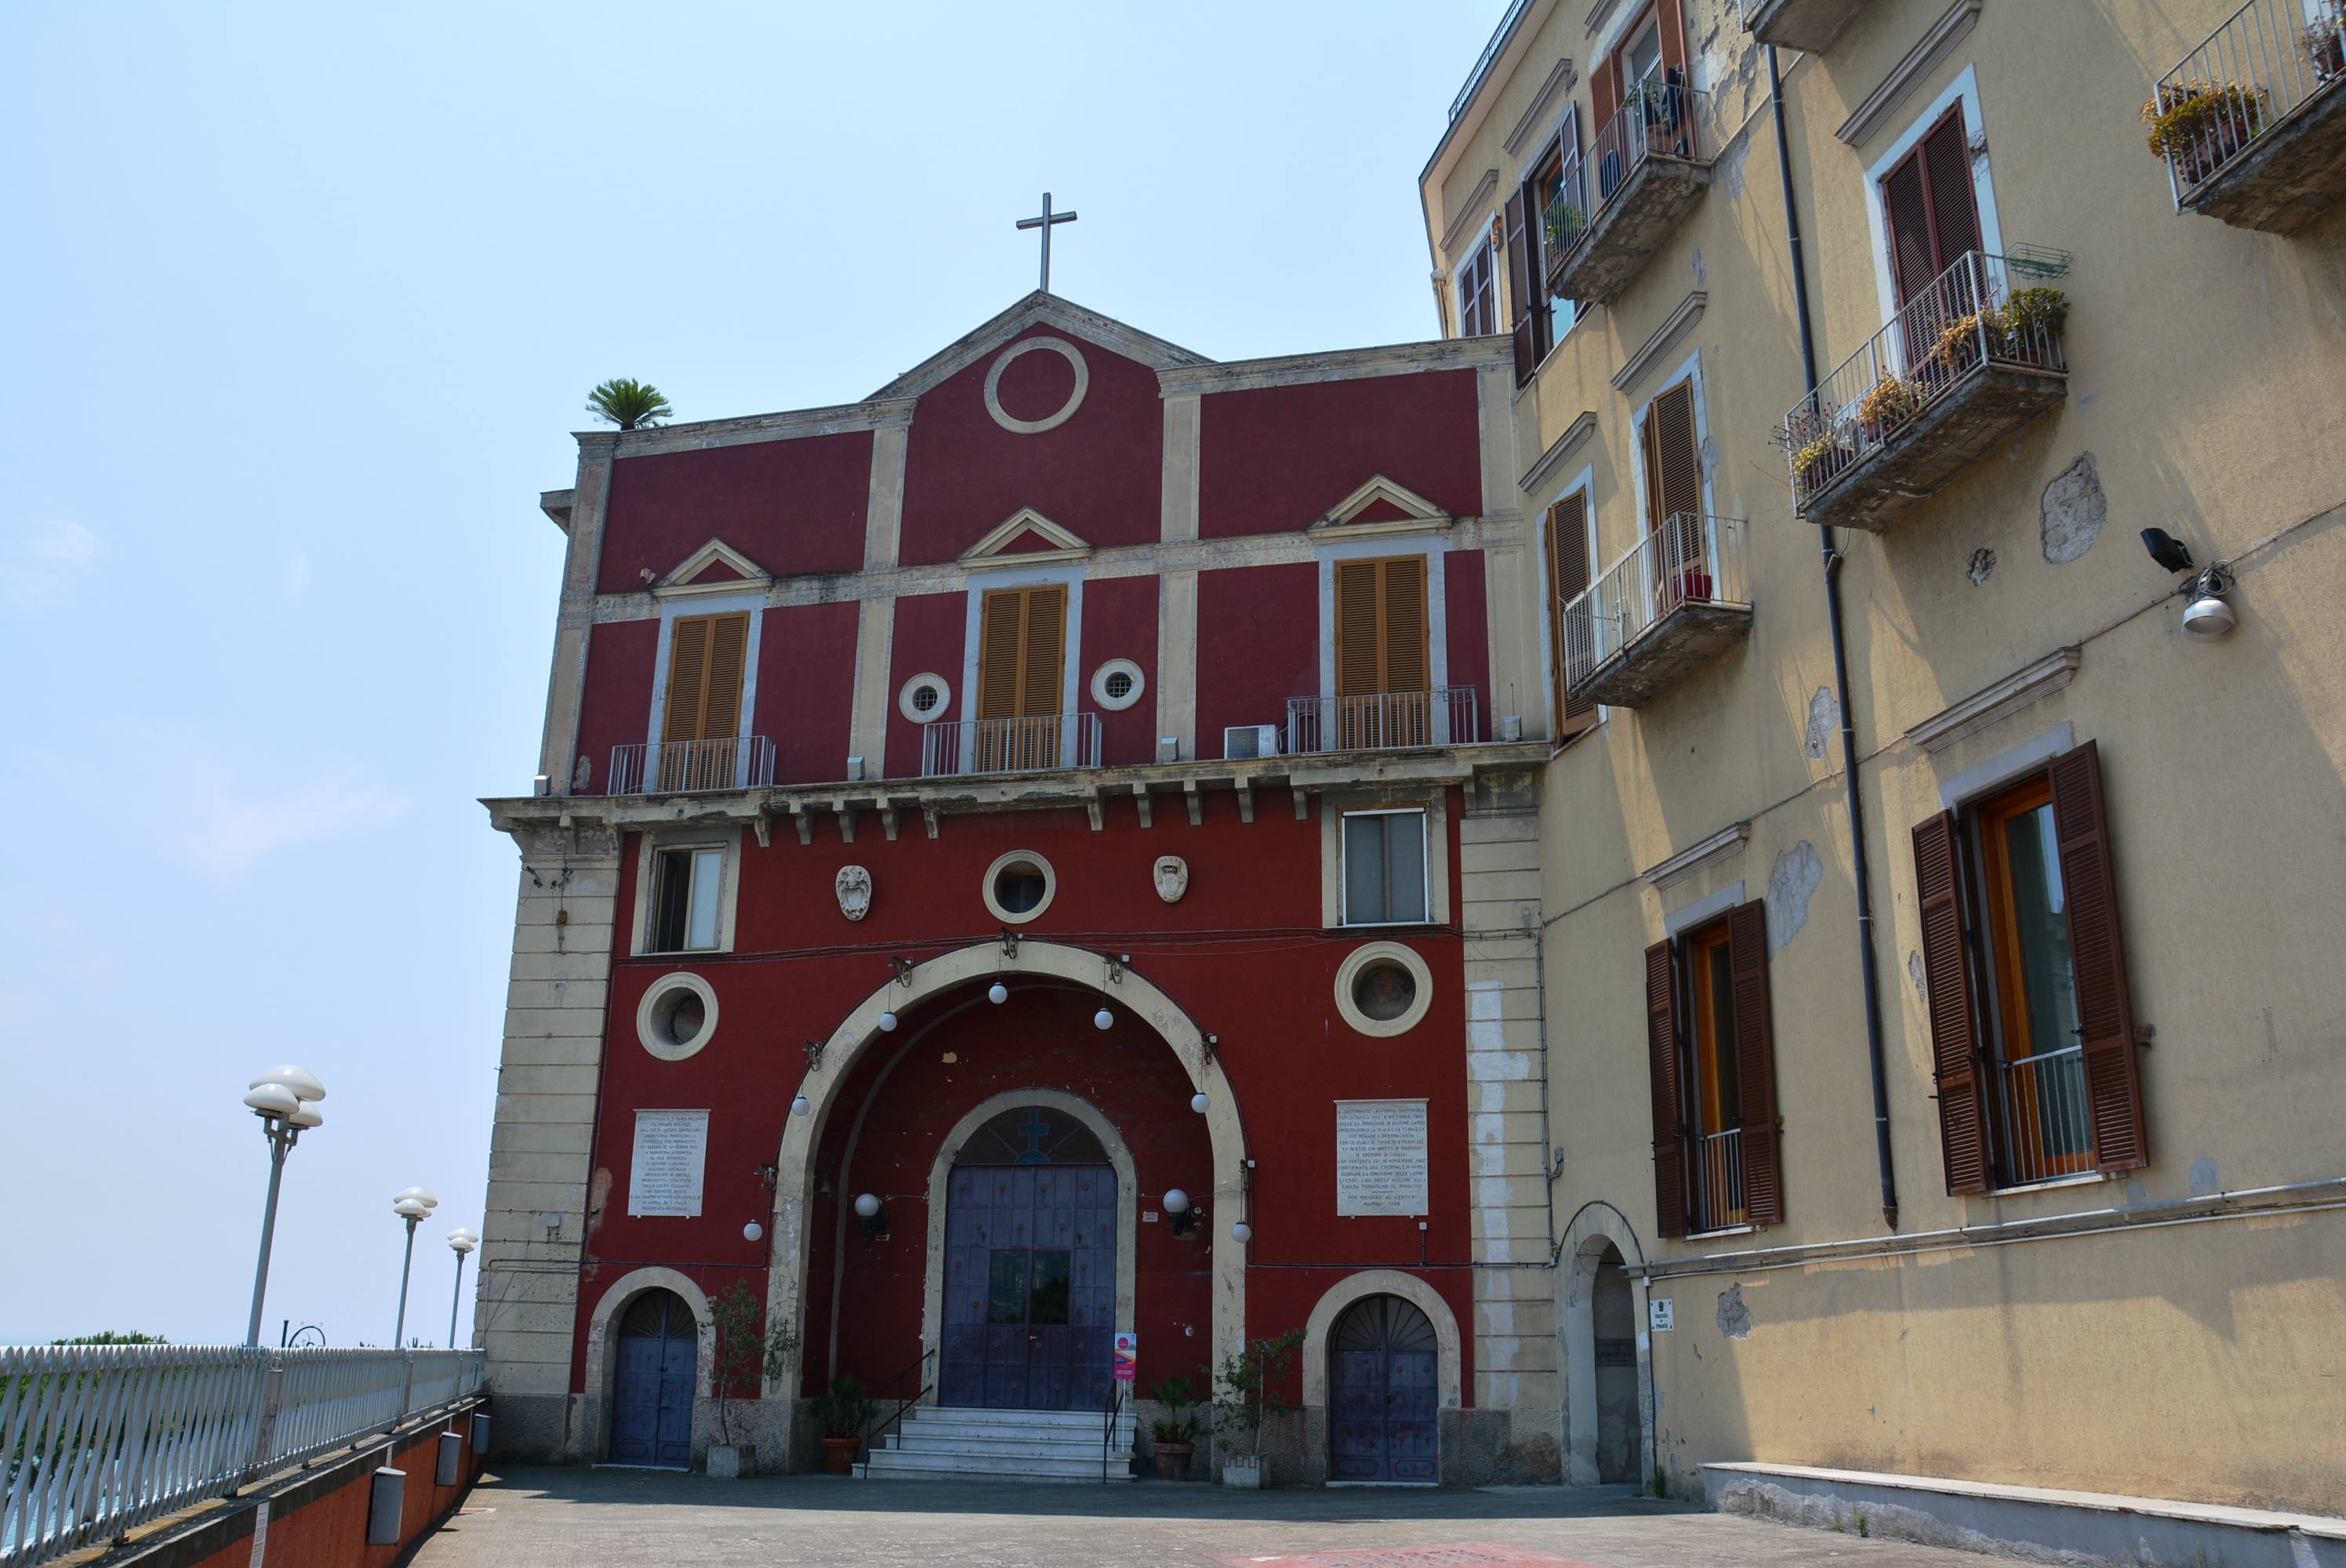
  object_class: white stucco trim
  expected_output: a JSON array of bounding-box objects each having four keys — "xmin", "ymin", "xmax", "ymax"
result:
[
  {"xmin": 1937, "ymin": 721, "xmax": 2074, "ymax": 810},
  {"xmin": 1664, "ymin": 880, "xmax": 1745, "ymax": 937},
  {"xmin": 1333, "ymin": 940, "xmax": 1437, "ymax": 1037},
  {"xmin": 1624, "ymin": 348, "xmax": 1717, "ymax": 555},
  {"xmin": 643, "ymin": 591, "xmax": 768, "ymax": 751},
  {"xmin": 1557, "ymin": 1203, "xmax": 1649, "ymax": 1488},
  {"xmin": 918, "ymin": 1089, "xmax": 1140, "ymax": 1405},
  {"xmin": 978, "ymin": 848, "xmax": 1058, "ymax": 925},
  {"xmin": 635, "ymin": 971, "xmax": 718, "ymax": 1062},
  {"xmin": 957, "ymin": 561, "xmax": 1088, "ymax": 735},
  {"xmin": 1862, "ymin": 65, "xmax": 2006, "ymax": 332},
  {"xmin": 1298, "ymin": 1269, "xmax": 1464, "ymax": 1412},
  {"xmin": 580, "ymin": 1266, "xmax": 716, "ymax": 1464},
  {"xmin": 1313, "ymin": 534, "xmax": 1451, "ymax": 699},
  {"xmin": 628, "ymin": 826, "xmax": 743, "ymax": 958}
]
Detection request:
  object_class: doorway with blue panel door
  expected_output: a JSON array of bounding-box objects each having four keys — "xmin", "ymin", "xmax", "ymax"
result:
[
  {"xmin": 1329, "ymin": 1294, "xmax": 1440, "ymax": 1482},
  {"xmin": 610, "ymin": 1288, "xmax": 698, "ymax": 1468}
]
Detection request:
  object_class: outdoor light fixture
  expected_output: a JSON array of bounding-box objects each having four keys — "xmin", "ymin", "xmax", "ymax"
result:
[
  {"xmin": 2182, "ymin": 563, "xmax": 2238, "ymax": 639},
  {"xmin": 855, "ymin": 1192, "xmax": 888, "ymax": 1239},
  {"xmin": 743, "ymin": 1221, "xmax": 764, "ymax": 1243},
  {"xmin": 1229, "ymin": 1222, "xmax": 1252, "ymax": 1243},
  {"xmin": 2141, "ymin": 528, "xmax": 2195, "ymax": 574},
  {"xmin": 791, "ymin": 1095, "xmax": 811, "ymax": 1117},
  {"xmin": 445, "ymin": 1228, "xmax": 478, "ymax": 1350},
  {"xmin": 1191, "ymin": 1093, "xmax": 1210, "ymax": 1114},
  {"xmin": 390, "ymin": 1187, "xmax": 440, "ymax": 1348},
  {"xmin": 1164, "ymin": 1189, "xmax": 1195, "ymax": 1237},
  {"xmin": 988, "ymin": 982, "xmax": 1009, "ymax": 1004},
  {"xmin": 878, "ymin": 1011, "xmax": 899, "ymax": 1031},
  {"xmin": 242, "ymin": 1065, "xmax": 328, "ymax": 1348},
  {"xmin": 1093, "ymin": 1007, "xmax": 1113, "ymax": 1030}
]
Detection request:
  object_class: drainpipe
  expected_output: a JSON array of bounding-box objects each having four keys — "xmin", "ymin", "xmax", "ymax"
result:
[{"xmin": 1769, "ymin": 44, "xmax": 1899, "ymax": 1232}]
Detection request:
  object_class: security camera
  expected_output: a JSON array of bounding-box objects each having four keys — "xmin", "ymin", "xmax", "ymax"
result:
[{"xmin": 2141, "ymin": 528, "xmax": 2195, "ymax": 573}]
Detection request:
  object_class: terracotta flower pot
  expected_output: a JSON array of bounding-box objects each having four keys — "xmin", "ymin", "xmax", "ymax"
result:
[
  {"xmin": 822, "ymin": 1435, "xmax": 861, "ymax": 1475},
  {"xmin": 1152, "ymin": 1440, "xmax": 1194, "ymax": 1481}
]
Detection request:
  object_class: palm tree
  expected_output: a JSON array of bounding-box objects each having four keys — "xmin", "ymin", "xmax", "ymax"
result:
[{"xmin": 586, "ymin": 378, "xmax": 673, "ymax": 430}]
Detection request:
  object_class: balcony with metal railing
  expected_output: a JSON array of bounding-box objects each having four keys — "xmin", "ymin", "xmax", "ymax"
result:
[
  {"xmin": 1996, "ymin": 1044, "xmax": 2095, "ymax": 1186},
  {"xmin": 1561, "ymin": 514, "xmax": 1751, "ymax": 709},
  {"xmin": 1543, "ymin": 83, "xmax": 1709, "ymax": 307},
  {"xmin": 1692, "ymin": 1127, "xmax": 1747, "ymax": 1234},
  {"xmin": 1284, "ymin": 688, "xmax": 1479, "ymax": 755},
  {"xmin": 1781, "ymin": 250, "xmax": 2067, "ymax": 532},
  {"xmin": 920, "ymin": 712, "xmax": 1102, "ymax": 778},
  {"xmin": 608, "ymin": 735, "xmax": 776, "ymax": 796},
  {"xmin": 1739, "ymin": 0, "xmax": 1865, "ymax": 53},
  {"xmin": 2152, "ymin": 0, "xmax": 2346, "ymax": 233}
]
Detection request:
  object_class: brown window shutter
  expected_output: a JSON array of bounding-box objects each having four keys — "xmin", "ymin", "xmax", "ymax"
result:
[
  {"xmin": 1019, "ymin": 586, "xmax": 1066, "ymax": 717},
  {"xmin": 1912, "ymin": 809, "xmax": 1991, "ymax": 1194},
  {"xmin": 2048, "ymin": 741, "xmax": 2148, "ymax": 1172},
  {"xmin": 1545, "ymin": 495, "xmax": 1596, "ymax": 736},
  {"xmin": 1919, "ymin": 107, "xmax": 1981, "ymax": 271},
  {"xmin": 1650, "ymin": 381, "xmax": 1701, "ymax": 526},
  {"xmin": 1881, "ymin": 145, "xmax": 1936, "ymax": 308},
  {"xmin": 1593, "ymin": 54, "xmax": 1621, "ymax": 132},
  {"xmin": 978, "ymin": 589, "xmax": 1025, "ymax": 721},
  {"xmin": 1645, "ymin": 938, "xmax": 1690, "ymax": 1238},
  {"xmin": 701, "ymin": 613, "xmax": 749, "ymax": 739},
  {"xmin": 1655, "ymin": 0, "xmax": 1690, "ymax": 74},
  {"xmin": 661, "ymin": 616, "xmax": 711, "ymax": 743},
  {"xmin": 1726, "ymin": 900, "xmax": 1785, "ymax": 1226},
  {"xmin": 1381, "ymin": 557, "xmax": 1429, "ymax": 694},
  {"xmin": 1334, "ymin": 561, "xmax": 1382, "ymax": 698},
  {"xmin": 1504, "ymin": 186, "xmax": 1534, "ymax": 385}
]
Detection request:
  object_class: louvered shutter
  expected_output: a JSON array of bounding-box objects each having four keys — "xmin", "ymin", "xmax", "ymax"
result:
[
  {"xmin": 1912, "ymin": 809, "xmax": 1992, "ymax": 1195},
  {"xmin": 1645, "ymin": 382, "xmax": 1704, "ymax": 578},
  {"xmin": 1882, "ymin": 146, "xmax": 1936, "ymax": 308},
  {"xmin": 1381, "ymin": 557, "xmax": 1429, "ymax": 694},
  {"xmin": 1504, "ymin": 186, "xmax": 1535, "ymax": 386},
  {"xmin": 978, "ymin": 590, "xmax": 1026, "ymax": 721},
  {"xmin": 1335, "ymin": 561, "xmax": 1383, "ymax": 699},
  {"xmin": 662, "ymin": 618, "xmax": 710, "ymax": 743},
  {"xmin": 1020, "ymin": 586, "xmax": 1066, "ymax": 717},
  {"xmin": 1645, "ymin": 938, "xmax": 1689, "ymax": 1238},
  {"xmin": 2047, "ymin": 742, "xmax": 2148, "ymax": 1173},
  {"xmin": 703, "ymin": 614, "xmax": 748, "ymax": 739},
  {"xmin": 1545, "ymin": 495, "xmax": 1595, "ymax": 736},
  {"xmin": 1726, "ymin": 901, "xmax": 1785, "ymax": 1225}
]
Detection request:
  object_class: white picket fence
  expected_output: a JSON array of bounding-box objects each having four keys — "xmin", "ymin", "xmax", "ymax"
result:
[{"xmin": 1, "ymin": 1345, "xmax": 484, "ymax": 1568}]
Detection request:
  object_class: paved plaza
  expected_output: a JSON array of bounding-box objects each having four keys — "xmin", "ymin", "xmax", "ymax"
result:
[{"xmin": 412, "ymin": 1467, "xmax": 1990, "ymax": 1568}]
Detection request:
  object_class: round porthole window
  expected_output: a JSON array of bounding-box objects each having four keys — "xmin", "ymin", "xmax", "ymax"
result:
[
  {"xmin": 1333, "ymin": 942, "xmax": 1434, "ymax": 1037},
  {"xmin": 636, "ymin": 971, "xmax": 719, "ymax": 1061},
  {"xmin": 981, "ymin": 850, "xmax": 1057, "ymax": 924},
  {"xmin": 1090, "ymin": 658, "xmax": 1146, "ymax": 712},
  {"xmin": 898, "ymin": 673, "xmax": 953, "ymax": 725}
]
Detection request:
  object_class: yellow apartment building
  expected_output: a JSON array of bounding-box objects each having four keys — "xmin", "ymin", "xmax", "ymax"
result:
[{"xmin": 1420, "ymin": 0, "xmax": 2345, "ymax": 1530}]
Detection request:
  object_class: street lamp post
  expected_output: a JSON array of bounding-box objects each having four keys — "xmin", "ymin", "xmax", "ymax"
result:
[
  {"xmin": 445, "ymin": 1228, "xmax": 479, "ymax": 1349},
  {"xmin": 390, "ymin": 1187, "xmax": 439, "ymax": 1348},
  {"xmin": 242, "ymin": 1067, "xmax": 327, "ymax": 1348}
]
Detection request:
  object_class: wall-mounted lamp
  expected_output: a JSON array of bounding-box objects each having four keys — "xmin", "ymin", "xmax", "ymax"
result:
[
  {"xmin": 803, "ymin": 1039, "xmax": 826, "ymax": 1071},
  {"xmin": 743, "ymin": 1221, "xmax": 764, "ymax": 1242},
  {"xmin": 878, "ymin": 1011, "xmax": 899, "ymax": 1031},
  {"xmin": 791, "ymin": 1095, "xmax": 811, "ymax": 1118},
  {"xmin": 753, "ymin": 1163, "xmax": 778, "ymax": 1191},
  {"xmin": 855, "ymin": 1192, "xmax": 888, "ymax": 1240},
  {"xmin": 1229, "ymin": 1222, "xmax": 1252, "ymax": 1244},
  {"xmin": 1190, "ymin": 1093, "xmax": 1210, "ymax": 1114},
  {"xmin": 988, "ymin": 982, "xmax": 1009, "ymax": 1004},
  {"xmin": 2182, "ymin": 563, "xmax": 2238, "ymax": 639},
  {"xmin": 1163, "ymin": 1189, "xmax": 1195, "ymax": 1237},
  {"xmin": 892, "ymin": 956, "xmax": 916, "ymax": 988},
  {"xmin": 1093, "ymin": 1007, "xmax": 1113, "ymax": 1030}
]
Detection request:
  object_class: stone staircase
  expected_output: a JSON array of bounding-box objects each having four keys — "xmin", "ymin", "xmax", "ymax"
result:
[{"xmin": 859, "ymin": 1405, "xmax": 1138, "ymax": 1483}]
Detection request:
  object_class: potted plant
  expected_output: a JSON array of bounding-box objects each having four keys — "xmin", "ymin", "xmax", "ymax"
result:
[
  {"xmin": 1210, "ymin": 1329, "xmax": 1304, "ymax": 1489},
  {"xmin": 2141, "ymin": 80, "xmax": 2268, "ymax": 184},
  {"xmin": 1146, "ymin": 1375, "xmax": 1203, "ymax": 1480},
  {"xmin": 705, "ymin": 1281, "xmax": 801, "ymax": 1479},
  {"xmin": 812, "ymin": 1375, "xmax": 873, "ymax": 1475},
  {"xmin": 2301, "ymin": 12, "xmax": 2344, "ymax": 81}
]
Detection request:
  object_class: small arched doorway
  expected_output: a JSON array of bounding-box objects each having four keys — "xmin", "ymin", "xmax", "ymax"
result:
[
  {"xmin": 1589, "ymin": 1243, "xmax": 1641, "ymax": 1483},
  {"xmin": 938, "ymin": 1103, "xmax": 1117, "ymax": 1411},
  {"xmin": 1328, "ymin": 1294, "xmax": 1439, "ymax": 1482},
  {"xmin": 610, "ymin": 1289, "xmax": 697, "ymax": 1468}
]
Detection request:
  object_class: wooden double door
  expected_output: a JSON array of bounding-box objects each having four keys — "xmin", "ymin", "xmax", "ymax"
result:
[
  {"xmin": 939, "ymin": 1163, "xmax": 1115, "ymax": 1411},
  {"xmin": 1329, "ymin": 1294, "xmax": 1440, "ymax": 1483},
  {"xmin": 609, "ymin": 1289, "xmax": 696, "ymax": 1468}
]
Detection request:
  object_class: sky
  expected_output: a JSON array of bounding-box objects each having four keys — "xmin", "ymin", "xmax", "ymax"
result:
[{"xmin": 0, "ymin": 0, "xmax": 1499, "ymax": 1348}]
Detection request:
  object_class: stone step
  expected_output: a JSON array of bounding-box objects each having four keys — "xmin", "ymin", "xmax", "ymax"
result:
[
  {"xmin": 893, "ymin": 1416, "xmax": 1134, "ymax": 1446},
  {"xmin": 862, "ymin": 1404, "xmax": 1140, "ymax": 1483},
  {"xmin": 903, "ymin": 1405, "xmax": 1131, "ymax": 1431},
  {"xmin": 864, "ymin": 1449, "xmax": 1136, "ymax": 1483},
  {"xmin": 888, "ymin": 1434, "xmax": 1135, "ymax": 1463}
]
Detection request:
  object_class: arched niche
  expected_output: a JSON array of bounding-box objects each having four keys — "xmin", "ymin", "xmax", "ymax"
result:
[
  {"xmin": 579, "ymin": 1266, "xmax": 715, "ymax": 1464},
  {"xmin": 1298, "ymin": 1269, "xmax": 1464, "ymax": 1411},
  {"xmin": 1558, "ymin": 1202, "xmax": 1649, "ymax": 1487}
]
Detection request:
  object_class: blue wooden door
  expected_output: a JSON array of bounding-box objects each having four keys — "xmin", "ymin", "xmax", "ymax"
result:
[
  {"xmin": 610, "ymin": 1289, "xmax": 697, "ymax": 1468},
  {"xmin": 942, "ymin": 1148, "xmax": 1114, "ymax": 1410},
  {"xmin": 1329, "ymin": 1294, "xmax": 1440, "ymax": 1482}
]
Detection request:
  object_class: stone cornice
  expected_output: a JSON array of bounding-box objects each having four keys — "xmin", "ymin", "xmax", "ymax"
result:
[
  {"xmin": 1440, "ymin": 169, "xmax": 1503, "ymax": 256},
  {"xmin": 1520, "ymin": 411, "xmax": 1599, "ymax": 495},
  {"xmin": 1158, "ymin": 337, "xmax": 1514, "ymax": 397},
  {"xmin": 1643, "ymin": 821, "xmax": 1752, "ymax": 889},
  {"xmin": 586, "ymin": 398, "xmax": 918, "ymax": 461},
  {"xmin": 1906, "ymin": 645, "xmax": 2080, "ymax": 753},
  {"xmin": 870, "ymin": 291, "xmax": 1211, "ymax": 403},
  {"xmin": 1503, "ymin": 56, "xmax": 1578, "ymax": 157},
  {"xmin": 1611, "ymin": 292, "xmax": 1708, "ymax": 394},
  {"xmin": 1836, "ymin": 0, "xmax": 1983, "ymax": 147}
]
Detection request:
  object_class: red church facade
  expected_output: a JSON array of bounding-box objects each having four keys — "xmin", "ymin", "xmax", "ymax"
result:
[{"xmin": 478, "ymin": 295, "xmax": 1560, "ymax": 1483}]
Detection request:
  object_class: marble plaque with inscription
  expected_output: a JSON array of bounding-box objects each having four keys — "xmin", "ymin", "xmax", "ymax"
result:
[
  {"xmin": 628, "ymin": 1109, "xmax": 709, "ymax": 1218},
  {"xmin": 1335, "ymin": 1098, "xmax": 1428, "ymax": 1216}
]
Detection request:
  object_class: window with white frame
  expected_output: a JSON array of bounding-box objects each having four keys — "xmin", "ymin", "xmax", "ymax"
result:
[
  {"xmin": 1342, "ymin": 809, "xmax": 1429, "ymax": 926},
  {"xmin": 648, "ymin": 845, "xmax": 726, "ymax": 953},
  {"xmin": 1458, "ymin": 241, "xmax": 1498, "ymax": 338}
]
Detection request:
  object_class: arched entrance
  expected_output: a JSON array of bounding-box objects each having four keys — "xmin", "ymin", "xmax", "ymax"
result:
[
  {"xmin": 939, "ymin": 1104, "xmax": 1117, "ymax": 1410},
  {"xmin": 1560, "ymin": 1203, "xmax": 1649, "ymax": 1486},
  {"xmin": 610, "ymin": 1289, "xmax": 697, "ymax": 1468},
  {"xmin": 1587, "ymin": 1244, "xmax": 1640, "ymax": 1482},
  {"xmin": 1328, "ymin": 1294, "xmax": 1440, "ymax": 1483}
]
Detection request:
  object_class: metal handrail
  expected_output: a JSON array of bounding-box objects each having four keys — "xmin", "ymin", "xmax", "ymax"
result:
[
  {"xmin": 2155, "ymin": 0, "xmax": 2344, "ymax": 204},
  {"xmin": 1779, "ymin": 249, "xmax": 2065, "ymax": 511},
  {"xmin": 1544, "ymin": 82, "xmax": 1705, "ymax": 273},
  {"xmin": 1560, "ymin": 514, "xmax": 1750, "ymax": 695},
  {"xmin": 1693, "ymin": 1127, "xmax": 1748, "ymax": 1234},
  {"xmin": 1998, "ymin": 1043, "xmax": 2094, "ymax": 1185},
  {"xmin": 0, "ymin": 1346, "xmax": 483, "ymax": 1568},
  {"xmin": 1284, "ymin": 688, "xmax": 1479, "ymax": 755},
  {"xmin": 862, "ymin": 1347, "xmax": 935, "ymax": 1450},
  {"xmin": 919, "ymin": 713, "xmax": 1102, "ymax": 777},
  {"xmin": 606, "ymin": 736, "xmax": 776, "ymax": 796}
]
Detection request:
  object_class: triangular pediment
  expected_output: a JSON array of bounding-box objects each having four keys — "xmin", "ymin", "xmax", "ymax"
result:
[
  {"xmin": 652, "ymin": 538, "xmax": 772, "ymax": 597},
  {"xmin": 961, "ymin": 508, "xmax": 1093, "ymax": 564},
  {"xmin": 870, "ymin": 291, "xmax": 1212, "ymax": 403},
  {"xmin": 1306, "ymin": 474, "xmax": 1454, "ymax": 535}
]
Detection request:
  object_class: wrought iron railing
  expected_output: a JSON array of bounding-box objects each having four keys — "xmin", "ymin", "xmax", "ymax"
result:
[
  {"xmin": 1997, "ymin": 1044, "xmax": 2095, "ymax": 1185},
  {"xmin": 1779, "ymin": 250, "xmax": 2066, "ymax": 511},
  {"xmin": 1448, "ymin": 0, "xmax": 1538, "ymax": 123},
  {"xmin": 607, "ymin": 736, "xmax": 776, "ymax": 796},
  {"xmin": 920, "ymin": 713, "xmax": 1102, "ymax": 777},
  {"xmin": 862, "ymin": 1347, "xmax": 936, "ymax": 1451},
  {"xmin": 1560, "ymin": 514, "xmax": 1750, "ymax": 696},
  {"xmin": 0, "ymin": 1345, "xmax": 484, "ymax": 1568},
  {"xmin": 1285, "ymin": 688, "xmax": 1479, "ymax": 755},
  {"xmin": 1542, "ymin": 82, "xmax": 1705, "ymax": 278},
  {"xmin": 1692, "ymin": 1127, "xmax": 1747, "ymax": 1233},
  {"xmin": 2155, "ymin": 0, "xmax": 2344, "ymax": 201}
]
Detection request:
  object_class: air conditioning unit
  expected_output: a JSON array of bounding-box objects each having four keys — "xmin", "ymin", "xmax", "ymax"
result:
[{"xmin": 1223, "ymin": 724, "xmax": 1281, "ymax": 760}]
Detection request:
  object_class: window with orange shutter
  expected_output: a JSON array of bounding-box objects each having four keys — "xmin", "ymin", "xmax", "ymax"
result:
[
  {"xmin": 975, "ymin": 585, "xmax": 1069, "ymax": 771},
  {"xmin": 658, "ymin": 613, "xmax": 750, "ymax": 792}
]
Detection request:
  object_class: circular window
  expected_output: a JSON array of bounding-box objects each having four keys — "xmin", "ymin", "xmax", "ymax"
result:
[
  {"xmin": 1090, "ymin": 658, "xmax": 1146, "ymax": 712},
  {"xmin": 980, "ymin": 849, "xmax": 1057, "ymax": 924},
  {"xmin": 1333, "ymin": 942, "xmax": 1434, "ymax": 1037},
  {"xmin": 982, "ymin": 337, "xmax": 1091, "ymax": 434},
  {"xmin": 898, "ymin": 673, "xmax": 953, "ymax": 725},
  {"xmin": 636, "ymin": 971, "xmax": 719, "ymax": 1061}
]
